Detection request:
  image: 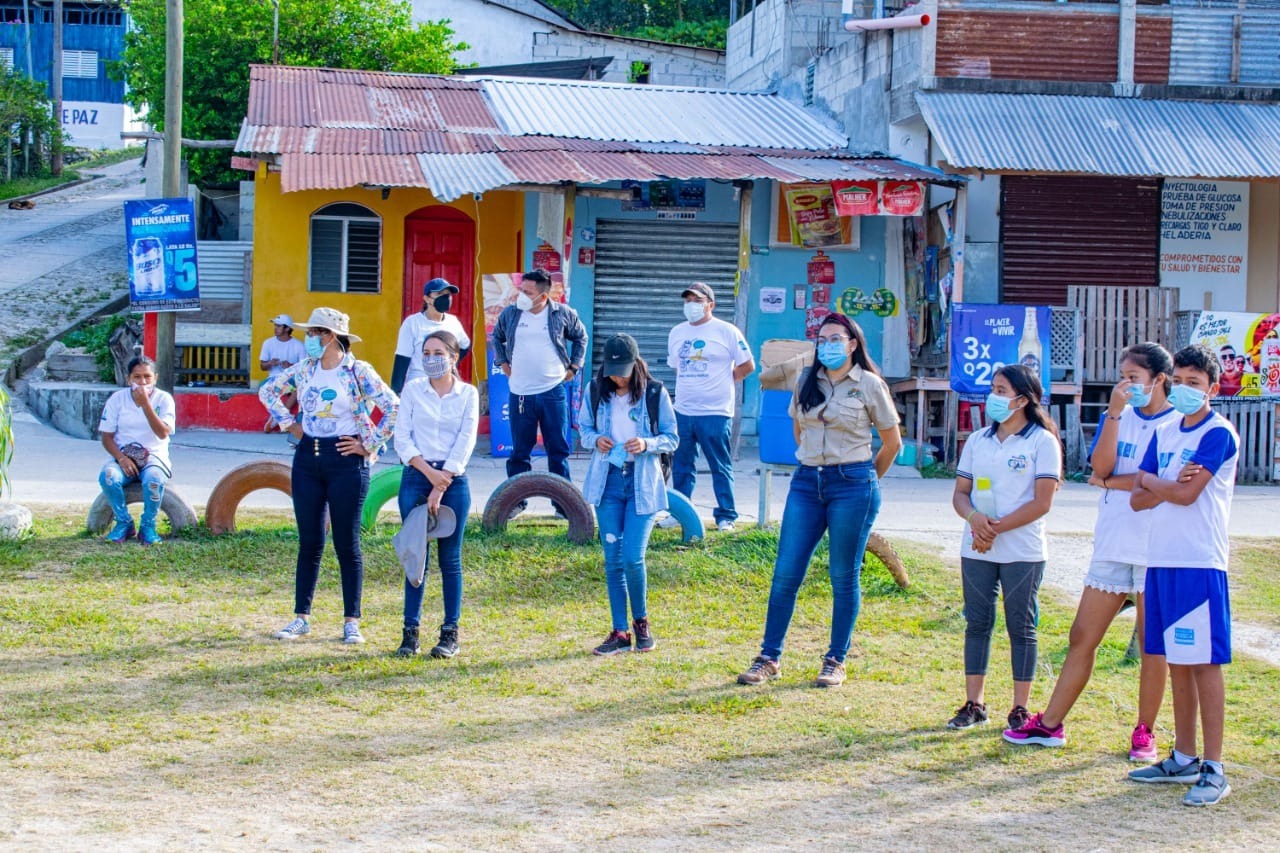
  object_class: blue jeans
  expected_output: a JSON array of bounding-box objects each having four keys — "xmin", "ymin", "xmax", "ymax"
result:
[
  {"xmin": 507, "ymin": 382, "xmax": 572, "ymax": 480},
  {"xmin": 291, "ymin": 436, "xmax": 369, "ymax": 619},
  {"xmin": 398, "ymin": 464, "xmax": 471, "ymax": 629},
  {"xmin": 596, "ymin": 464, "xmax": 655, "ymax": 632},
  {"xmin": 760, "ymin": 462, "xmax": 882, "ymax": 662},
  {"xmin": 98, "ymin": 459, "xmax": 169, "ymax": 528},
  {"xmin": 672, "ymin": 412, "xmax": 736, "ymax": 524}
]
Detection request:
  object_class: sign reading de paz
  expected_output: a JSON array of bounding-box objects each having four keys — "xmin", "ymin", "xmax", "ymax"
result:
[{"xmin": 124, "ymin": 199, "xmax": 201, "ymax": 312}]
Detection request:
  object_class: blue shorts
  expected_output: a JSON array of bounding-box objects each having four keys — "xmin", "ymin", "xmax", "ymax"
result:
[{"xmin": 1143, "ymin": 567, "xmax": 1231, "ymax": 665}]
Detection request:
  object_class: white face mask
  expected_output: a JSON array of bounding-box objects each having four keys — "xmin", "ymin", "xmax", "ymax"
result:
[
  {"xmin": 516, "ymin": 292, "xmax": 536, "ymax": 312},
  {"xmin": 683, "ymin": 302, "xmax": 707, "ymax": 323}
]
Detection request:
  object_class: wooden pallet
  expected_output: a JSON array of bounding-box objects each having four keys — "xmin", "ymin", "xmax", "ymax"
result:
[
  {"xmin": 1213, "ymin": 399, "xmax": 1278, "ymax": 484},
  {"xmin": 1068, "ymin": 285, "xmax": 1180, "ymax": 384}
]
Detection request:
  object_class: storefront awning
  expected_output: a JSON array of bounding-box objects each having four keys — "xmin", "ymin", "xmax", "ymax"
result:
[{"xmin": 916, "ymin": 91, "xmax": 1280, "ymax": 180}]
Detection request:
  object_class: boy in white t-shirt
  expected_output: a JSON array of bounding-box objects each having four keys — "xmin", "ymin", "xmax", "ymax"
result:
[
  {"xmin": 260, "ymin": 314, "xmax": 306, "ymax": 432},
  {"xmin": 665, "ymin": 282, "xmax": 754, "ymax": 532},
  {"xmin": 1127, "ymin": 344, "xmax": 1238, "ymax": 807}
]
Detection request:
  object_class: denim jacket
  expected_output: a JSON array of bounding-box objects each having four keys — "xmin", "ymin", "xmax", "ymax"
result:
[
  {"xmin": 489, "ymin": 300, "xmax": 588, "ymax": 373},
  {"xmin": 578, "ymin": 381, "xmax": 679, "ymax": 516},
  {"xmin": 259, "ymin": 352, "xmax": 399, "ymax": 465}
]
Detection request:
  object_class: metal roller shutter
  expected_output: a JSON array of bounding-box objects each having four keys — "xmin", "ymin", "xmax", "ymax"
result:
[
  {"xmin": 1000, "ymin": 176, "xmax": 1161, "ymax": 306},
  {"xmin": 592, "ymin": 219, "xmax": 741, "ymax": 389}
]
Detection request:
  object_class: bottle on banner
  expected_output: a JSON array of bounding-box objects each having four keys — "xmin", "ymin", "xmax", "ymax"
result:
[
  {"xmin": 1018, "ymin": 307, "xmax": 1042, "ymax": 375},
  {"xmin": 131, "ymin": 237, "xmax": 166, "ymax": 296}
]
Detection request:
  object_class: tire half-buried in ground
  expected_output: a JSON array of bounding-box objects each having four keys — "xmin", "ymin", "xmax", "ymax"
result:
[
  {"xmin": 481, "ymin": 472, "xmax": 595, "ymax": 544},
  {"xmin": 204, "ymin": 460, "xmax": 293, "ymax": 534},
  {"xmin": 361, "ymin": 465, "xmax": 404, "ymax": 531},
  {"xmin": 866, "ymin": 531, "xmax": 909, "ymax": 588},
  {"xmin": 87, "ymin": 483, "xmax": 198, "ymax": 534},
  {"xmin": 662, "ymin": 488, "xmax": 704, "ymax": 544}
]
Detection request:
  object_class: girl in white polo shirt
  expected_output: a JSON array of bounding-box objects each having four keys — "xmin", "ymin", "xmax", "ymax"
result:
[
  {"xmin": 948, "ymin": 364, "xmax": 1062, "ymax": 732},
  {"xmin": 1004, "ymin": 342, "xmax": 1175, "ymax": 757}
]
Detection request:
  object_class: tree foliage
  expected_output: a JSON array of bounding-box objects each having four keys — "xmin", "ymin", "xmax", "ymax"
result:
[
  {"xmin": 116, "ymin": 0, "xmax": 467, "ymax": 184},
  {"xmin": 547, "ymin": 0, "xmax": 729, "ymax": 48},
  {"xmin": 1, "ymin": 68, "xmax": 63, "ymax": 179}
]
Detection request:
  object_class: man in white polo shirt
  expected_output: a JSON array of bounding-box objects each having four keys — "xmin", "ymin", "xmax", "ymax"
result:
[{"xmin": 665, "ymin": 282, "xmax": 754, "ymax": 532}]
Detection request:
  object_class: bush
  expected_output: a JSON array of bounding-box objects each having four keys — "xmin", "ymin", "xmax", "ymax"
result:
[{"xmin": 62, "ymin": 314, "xmax": 141, "ymax": 383}]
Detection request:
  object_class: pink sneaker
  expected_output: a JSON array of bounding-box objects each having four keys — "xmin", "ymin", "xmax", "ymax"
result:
[
  {"xmin": 1129, "ymin": 722, "xmax": 1157, "ymax": 762},
  {"xmin": 1002, "ymin": 712, "xmax": 1065, "ymax": 748}
]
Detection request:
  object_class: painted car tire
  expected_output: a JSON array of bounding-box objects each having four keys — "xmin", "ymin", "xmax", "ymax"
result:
[
  {"xmin": 204, "ymin": 460, "xmax": 293, "ymax": 534},
  {"xmin": 662, "ymin": 488, "xmax": 704, "ymax": 544},
  {"xmin": 361, "ymin": 465, "xmax": 405, "ymax": 532},
  {"xmin": 87, "ymin": 482, "xmax": 198, "ymax": 534},
  {"xmin": 867, "ymin": 531, "xmax": 909, "ymax": 589},
  {"xmin": 481, "ymin": 472, "xmax": 595, "ymax": 545}
]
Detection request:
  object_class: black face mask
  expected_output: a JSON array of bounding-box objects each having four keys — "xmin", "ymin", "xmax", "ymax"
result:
[{"xmin": 431, "ymin": 294, "xmax": 452, "ymax": 313}]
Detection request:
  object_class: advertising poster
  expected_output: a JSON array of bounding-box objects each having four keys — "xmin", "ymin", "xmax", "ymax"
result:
[
  {"xmin": 785, "ymin": 185, "xmax": 843, "ymax": 248},
  {"xmin": 879, "ymin": 181, "xmax": 926, "ymax": 216},
  {"xmin": 830, "ymin": 181, "xmax": 878, "ymax": 216},
  {"xmin": 1159, "ymin": 181, "xmax": 1249, "ymax": 311},
  {"xmin": 482, "ymin": 272, "xmax": 580, "ymax": 456},
  {"xmin": 1188, "ymin": 311, "xmax": 1280, "ymax": 397},
  {"xmin": 124, "ymin": 198, "xmax": 200, "ymax": 312},
  {"xmin": 950, "ymin": 303, "xmax": 1052, "ymax": 399}
]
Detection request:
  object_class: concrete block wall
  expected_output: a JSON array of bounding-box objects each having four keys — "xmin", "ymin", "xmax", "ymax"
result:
[{"xmin": 531, "ymin": 31, "xmax": 725, "ymax": 87}]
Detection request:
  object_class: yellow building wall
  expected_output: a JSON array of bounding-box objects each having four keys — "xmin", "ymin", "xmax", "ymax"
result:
[
  {"xmin": 1247, "ymin": 181, "xmax": 1280, "ymax": 313},
  {"xmin": 249, "ymin": 168, "xmax": 523, "ymax": 383}
]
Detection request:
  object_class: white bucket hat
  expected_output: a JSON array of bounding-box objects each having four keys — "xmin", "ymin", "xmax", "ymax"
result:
[
  {"xmin": 293, "ymin": 307, "xmax": 362, "ymax": 342},
  {"xmin": 269, "ymin": 314, "xmax": 294, "ymax": 327}
]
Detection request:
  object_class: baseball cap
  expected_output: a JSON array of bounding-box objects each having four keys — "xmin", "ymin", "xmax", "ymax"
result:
[
  {"xmin": 682, "ymin": 282, "xmax": 715, "ymax": 302},
  {"xmin": 602, "ymin": 333, "xmax": 640, "ymax": 377},
  {"xmin": 269, "ymin": 314, "xmax": 294, "ymax": 327},
  {"xmin": 423, "ymin": 277, "xmax": 460, "ymax": 296}
]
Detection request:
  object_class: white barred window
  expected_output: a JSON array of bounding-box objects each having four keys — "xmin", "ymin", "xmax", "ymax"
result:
[{"xmin": 62, "ymin": 50, "xmax": 99, "ymax": 79}]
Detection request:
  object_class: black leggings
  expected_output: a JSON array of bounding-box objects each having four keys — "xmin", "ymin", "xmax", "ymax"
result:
[{"xmin": 961, "ymin": 557, "xmax": 1045, "ymax": 681}]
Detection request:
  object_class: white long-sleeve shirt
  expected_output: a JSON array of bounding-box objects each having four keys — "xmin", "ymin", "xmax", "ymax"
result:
[{"xmin": 393, "ymin": 376, "xmax": 479, "ymax": 475}]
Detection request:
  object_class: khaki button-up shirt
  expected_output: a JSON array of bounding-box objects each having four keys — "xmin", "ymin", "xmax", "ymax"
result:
[{"xmin": 789, "ymin": 365, "xmax": 899, "ymax": 466}]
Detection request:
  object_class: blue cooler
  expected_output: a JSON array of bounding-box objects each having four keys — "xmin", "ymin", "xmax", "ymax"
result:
[{"xmin": 759, "ymin": 389, "xmax": 799, "ymax": 464}]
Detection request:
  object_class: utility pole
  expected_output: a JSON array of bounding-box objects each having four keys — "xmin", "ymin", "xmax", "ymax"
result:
[
  {"xmin": 51, "ymin": 0, "xmax": 63, "ymax": 175},
  {"xmin": 156, "ymin": 0, "xmax": 183, "ymax": 392}
]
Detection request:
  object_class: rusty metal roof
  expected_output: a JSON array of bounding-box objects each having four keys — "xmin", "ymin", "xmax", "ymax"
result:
[{"xmin": 236, "ymin": 64, "xmax": 961, "ymax": 199}]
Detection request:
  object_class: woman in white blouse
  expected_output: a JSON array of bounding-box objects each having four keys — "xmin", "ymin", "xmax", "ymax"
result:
[{"xmin": 392, "ymin": 330, "xmax": 479, "ymax": 659}]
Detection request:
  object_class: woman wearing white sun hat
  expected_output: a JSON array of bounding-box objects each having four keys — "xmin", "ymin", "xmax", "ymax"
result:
[{"xmin": 259, "ymin": 307, "xmax": 399, "ymax": 646}]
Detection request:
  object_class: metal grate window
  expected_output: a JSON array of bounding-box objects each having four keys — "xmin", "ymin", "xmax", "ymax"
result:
[
  {"xmin": 61, "ymin": 49, "xmax": 99, "ymax": 79},
  {"xmin": 308, "ymin": 203, "xmax": 382, "ymax": 294}
]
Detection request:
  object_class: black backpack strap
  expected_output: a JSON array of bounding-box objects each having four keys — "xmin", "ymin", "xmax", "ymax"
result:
[{"xmin": 645, "ymin": 380, "xmax": 663, "ymax": 435}]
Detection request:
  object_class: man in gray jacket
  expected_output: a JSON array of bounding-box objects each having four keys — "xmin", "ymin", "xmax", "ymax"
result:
[{"xmin": 490, "ymin": 269, "xmax": 588, "ymax": 481}]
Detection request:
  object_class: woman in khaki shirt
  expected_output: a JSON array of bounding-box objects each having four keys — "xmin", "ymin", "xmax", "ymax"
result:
[{"xmin": 738, "ymin": 313, "xmax": 901, "ymax": 688}]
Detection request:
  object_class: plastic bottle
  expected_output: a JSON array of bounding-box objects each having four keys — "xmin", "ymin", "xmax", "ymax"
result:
[{"xmin": 972, "ymin": 476, "xmax": 997, "ymax": 519}]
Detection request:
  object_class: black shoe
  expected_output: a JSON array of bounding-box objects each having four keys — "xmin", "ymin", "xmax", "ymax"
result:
[
  {"xmin": 947, "ymin": 700, "xmax": 989, "ymax": 730},
  {"xmin": 1007, "ymin": 705, "xmax": 1031, "ymax": 731},
  {"xmin": 507, "ymin": 500, "xmax": 529, "ymax": 521},
  {"xmin": 430, "ymin": 625, "xmax": 459, "ymax": 659},
  {"xmin": 632, "ymin": 617, "xmax": 656, "ymax": 652},
  {"xmin": 592, "ymin": 629, "xmax": 632, "ymax": 656},
  {"xmin": 396, "ymin": 625, "xmax": 419, "ymax": 657}
]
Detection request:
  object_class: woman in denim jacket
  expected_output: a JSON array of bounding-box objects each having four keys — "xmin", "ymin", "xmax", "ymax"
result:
[{"xmin": 577, "ymin": 334, "xmax": 679, "ymax": 657}]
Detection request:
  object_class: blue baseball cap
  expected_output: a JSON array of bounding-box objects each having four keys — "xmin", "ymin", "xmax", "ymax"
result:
[{"xmin": 424, "ymin": 278, "xmax": 459, "ymax": 296}]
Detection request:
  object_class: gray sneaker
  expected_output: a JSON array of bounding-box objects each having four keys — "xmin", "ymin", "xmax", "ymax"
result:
[
  {"xmin": 737, "ymin": 656, "xmax": 780, "ymax": 685},
  {"xmin": 1183, "ymin": 763, "xmax": 1231, "ymax": 806},
  {"xmin": 815, "ymin": 656, "xmax": 846, "ymax": 688},
  {"xmin": 342, "ymin": 622, "xmax": 365, "ymax": 645},
  {"xmin": 274, "ymin": 617, "xmax": 310, "ymax": 640},
  {"xmin": 1128, "ymin": 753, "xmax": 1201, "ymax": 784}
]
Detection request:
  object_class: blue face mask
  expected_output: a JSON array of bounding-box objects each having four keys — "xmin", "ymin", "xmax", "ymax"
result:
[
  {"xmin": 304, "ymin": 335, "xmax": 325, "ymax": 359},
  {"xmin": 1168, "ymin": 384, "xmax": 1207, "ymax": 415},
  {"xmin": 817, "ymin": 342, "xmax": 849, "ymax": 370},
  {"xmin": 1127, "ymin": 382, "xmax": 1153, "ymax": 409},
  {"xmin": 985, "ymin": 392, "xmax": 1017, "ymax": 423}
]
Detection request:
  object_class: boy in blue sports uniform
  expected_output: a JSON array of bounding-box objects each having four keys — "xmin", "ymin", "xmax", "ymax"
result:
[{"xmin": 1126, "ymin": 344, "xmax": 1238, "ymax": 806}]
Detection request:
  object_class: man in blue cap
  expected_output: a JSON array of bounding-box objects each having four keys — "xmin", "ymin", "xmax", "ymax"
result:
[{"xmin": 391, "ymin": 277, "xmax": 472, "ymax": 394}]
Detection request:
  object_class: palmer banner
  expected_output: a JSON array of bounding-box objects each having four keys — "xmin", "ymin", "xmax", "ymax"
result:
[{"xmin": 1188, "ymin": 311, "xmax": 1280, "ymax": 397}]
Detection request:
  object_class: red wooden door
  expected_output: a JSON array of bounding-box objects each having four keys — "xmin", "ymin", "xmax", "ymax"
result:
[{"xmin": 403, "ymin": 206, "xmax": 476, "ymax": 379}]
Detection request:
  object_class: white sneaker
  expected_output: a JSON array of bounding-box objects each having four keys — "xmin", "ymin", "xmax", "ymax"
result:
[
  {"xmin": 656, "ymin": 515, "xmax": 681, "ymax": 530},
  {"xmin": 717, "ymin": 520, "xmax": 736, "ymax": 533},
  {"xmin": 274, "ymin": 617, "xmax": 310, "ymax": 640},
  {"xmin": 343, "ymin": 622, "xmax": 365, "ymax": 644}
]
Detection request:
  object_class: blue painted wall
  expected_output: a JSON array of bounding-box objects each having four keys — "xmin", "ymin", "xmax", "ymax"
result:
[
  {"xmin": 521, "ymin": 179, "xmax": 891, "ymax": 433},
  {"xmin": 0, "ymin": 21, "xmax": 126, "ymax": 103}
]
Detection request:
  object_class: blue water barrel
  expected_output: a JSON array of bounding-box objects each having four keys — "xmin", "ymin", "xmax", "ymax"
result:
[{"xmin": 759, "ymin": 389, "xmax": 799, "ymax": 465}]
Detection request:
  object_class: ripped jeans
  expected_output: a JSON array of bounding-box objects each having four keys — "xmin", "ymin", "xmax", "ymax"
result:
[
  {"xmin": 98, "ymin": 459, "xmax": 170, "ymax": 530},
  {"xmin": 596, "ymin": 463, "xmax": 656, "ymax": 632}
]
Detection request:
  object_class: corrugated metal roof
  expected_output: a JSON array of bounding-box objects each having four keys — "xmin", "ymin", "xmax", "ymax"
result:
[
  {"xmin": 479, "ymin": 76, "xmax": 847, "ymax": 150},
  {"xmin": 917, "ymin": 91, "xmax": 1280, "ymax": 179},
  {"xmin": 237, "ymin": 64, "xmax": 961, "ymax": 198}
]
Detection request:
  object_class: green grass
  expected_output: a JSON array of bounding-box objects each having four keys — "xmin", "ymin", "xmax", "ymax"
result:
[
  {"xmin": 0, "ymin": 507, "xmax": 1277, "ymax": 846},
  {"xmin": 0, "ymin": 149, "xmax": 141, "ymax": 201},
  {"xmin": 1232, "ymin": 538, "xmax": 1280, "ymax": 631}
]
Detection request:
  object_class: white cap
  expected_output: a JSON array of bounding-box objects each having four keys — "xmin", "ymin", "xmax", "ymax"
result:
[{"xmin": 270, "ymin": 314, "xmax": 294, "ymax": 327}]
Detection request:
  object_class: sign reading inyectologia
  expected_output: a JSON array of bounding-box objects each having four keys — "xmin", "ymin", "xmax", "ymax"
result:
[
  {"xmin": 1159, "ymin": 181, "xmax": 1249, "ymax": 311},
  {"xmin": 124, "ymin": 199, "xmax": 201, "ymax": 312}
]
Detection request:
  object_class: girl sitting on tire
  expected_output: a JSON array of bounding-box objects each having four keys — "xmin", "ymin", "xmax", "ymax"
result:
[
  {"xmin": 577, "ymin": 334, "xmax": 678, "ymax": 656},
  {"xmin": 97, "ymin": 355, "xmax": 176, "ymax": 545},
  {"xmin": 391, "ymin": 330, "xmax": 478, "ymax": 659}
]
